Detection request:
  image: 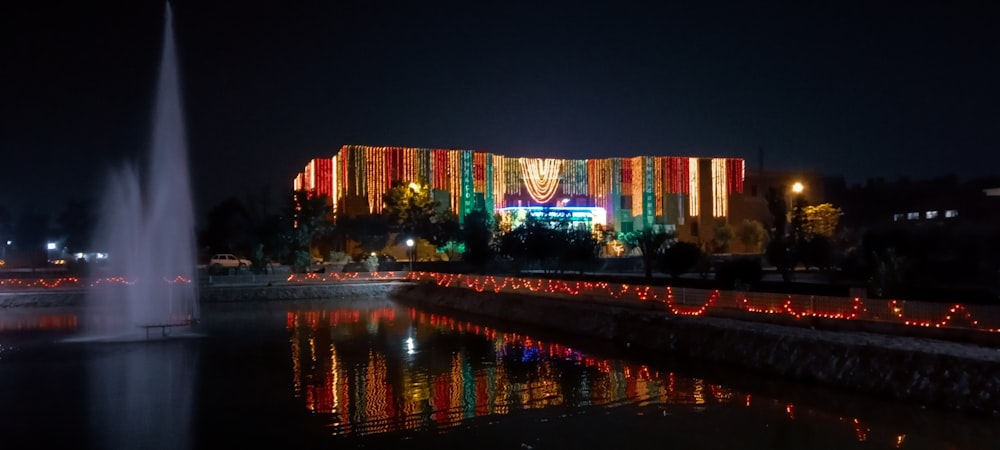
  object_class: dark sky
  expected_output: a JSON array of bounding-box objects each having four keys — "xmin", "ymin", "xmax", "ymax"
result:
[{"xmin": 2, "ymin": 0, "xmax": 998, "ymax": 218}]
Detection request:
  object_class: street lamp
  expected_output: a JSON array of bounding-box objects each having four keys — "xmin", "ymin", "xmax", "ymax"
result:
[
  {"xmin": 405, "ymin": 238, "xmax": 415, "ymax": 272},
  {"xmin": 792, "ymin": 182, "xmax": 804, "ymax": 194}
]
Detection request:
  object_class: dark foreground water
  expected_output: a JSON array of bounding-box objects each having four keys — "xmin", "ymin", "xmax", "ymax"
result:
[{"xmin": 1, "ymin": 296, "xmax": 998, "ymax": 449}]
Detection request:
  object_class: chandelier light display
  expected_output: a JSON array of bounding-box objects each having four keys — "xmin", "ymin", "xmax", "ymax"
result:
[{"xmin": 519, "ymin": 158, "xmax": 563, "ymax": 203}]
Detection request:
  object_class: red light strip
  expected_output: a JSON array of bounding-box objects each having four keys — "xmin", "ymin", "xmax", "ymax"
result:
[{"xmin": 406, "ymin": 272, "xmax": 1000, "ymax": 334}]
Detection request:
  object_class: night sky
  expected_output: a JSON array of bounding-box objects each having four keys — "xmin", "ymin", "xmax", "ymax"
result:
[{"xmin": 2, "ymin": 0, "xmax": 998, "ymax": 217}]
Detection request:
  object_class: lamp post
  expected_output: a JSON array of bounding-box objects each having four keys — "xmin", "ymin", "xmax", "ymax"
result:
[{"xmin": 405, "ymin": 238, "xmax": 415, "ymax": 272}]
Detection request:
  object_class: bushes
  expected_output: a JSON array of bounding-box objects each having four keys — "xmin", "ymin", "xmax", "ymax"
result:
[
  {"xmin": 658, "ymin": 241, "xmax": 702, "ymax": 279},
  {"xmin": 715, "ymin": 257, "xmax": 763, "ymax": 288}
]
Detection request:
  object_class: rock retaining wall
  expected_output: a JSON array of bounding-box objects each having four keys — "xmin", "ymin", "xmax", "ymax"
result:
[
  {"xmin": 0, "ymin": 282, "xmax": 405, "ymax": 308},
  {"xmin": 394, "ymin": 282, "xmax": 1000, "ymax": 415},
  {"xmin": 199, "ymin": 282, "xmax": 403, "ymax": 303}
]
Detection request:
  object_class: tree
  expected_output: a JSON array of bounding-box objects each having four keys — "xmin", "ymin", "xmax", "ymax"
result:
[
  {"xmin": 497, "ymin": 216, "xmax": 564, "ymax": 273},
  {"xmin": 341, "ymin": 214, "xmax": 389, "ymax": 256},
  {"xmin": 714, "ymin": 257, "xmax": 763, "ymax": 288},
  {"xmin": 201, "ymin": 196, "xmax": 252, "ymax": 256},
  {"xmin": 462, "ymin": 210, "xmax": 494, "ymax": 268},
  {"xmin": 424, "ymin": 211, "xmax": 462, "ymax": 260},
  {"xmin": 559, "ymin": 228, "xmax": 602, "ymax": 274},
  {"xmin": 619, "ymin": 229, "xmax": 674, "ymax": 280},
  {"xmin": 765, "ymin": 238, "xmax": 797, "ymax": 282},
  {"xmin": 278, "ymin": 190, "xmax": 334, "ymax": 268},
  {"xmin": 243, "ymin": 185, "xmax": 283, "ymax": 270},
  {"xmin": 711, "ymin": 221, "xmax": 734, "ymax": 253},
  {"xmin": 382, "ymin": 181, "xmax": 438, "ymax": 239},
  {"xmin": 788, "ymin": 195, "xmax": 808, "ymax": 243},
  {"xmin": 799, "ymin": 235, "xmax": 834, "ymax": 270},
  {"xmin": 736, "ymin": 219, "xmax": 767, "ymax": 253},
  {"xmin": 764, "ymin": 186, "xmax": 788, "ymax": 239},
  {"xmin": 802, "ymin": 203, "xmax": 843, "ymax": 238},
  {"xmin": 658, "ymin": 241, "xmax": 702, "ymax": 279}
]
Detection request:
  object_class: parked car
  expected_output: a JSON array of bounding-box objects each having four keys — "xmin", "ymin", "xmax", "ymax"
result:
[{"xmin": 209, "ymin": 254, "xmax": 251, "ymax": 272}]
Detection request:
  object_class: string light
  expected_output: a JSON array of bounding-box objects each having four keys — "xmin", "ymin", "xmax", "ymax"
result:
[
  {"xmin": 295, "ymin": 146, "xmax": 746, "ymax": 237},
  {"xmin": 519, "ymin": 158, "xmax": 562, "ymax": 203},
  {"xmin": 406, "ymin": 272, "xmax": 1000, "ymax": 334}
]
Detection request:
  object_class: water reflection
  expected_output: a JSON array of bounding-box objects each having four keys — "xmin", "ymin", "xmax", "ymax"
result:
[
  {"xmin": 0, "ymin": 312, "xmax": 78, "ymax": 331},
  {"xmin": 2, "ymin": 303, "xmax": 998, "ymax": 449},
  {"xmin": 288, "ymin": 307, "xmax": 756, "ymax": 436},
  {"xmin": 87, "ymin": 340, "xmax": 198, "ymax": 450}
]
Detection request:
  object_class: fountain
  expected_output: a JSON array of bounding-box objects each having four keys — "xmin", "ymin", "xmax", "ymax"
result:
[{"xmin": 84, "ymin": 3, "xmax": 198, "ymax": 340}]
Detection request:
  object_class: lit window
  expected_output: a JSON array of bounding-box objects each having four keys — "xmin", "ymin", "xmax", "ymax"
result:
[
  {"xmin": 925, "ymin": 211, "xmax": 938, "ymax": 219},
  {"xmin": 893, "ymin": 214, "xmax": 904, "ymax": 222},
  {"xmin": 907, "ymin": 212, "xmax": 919, "ymax": 220},
  {"xmin": 945, "ymin": 210, "xmax": 958, "ymax": 218}
]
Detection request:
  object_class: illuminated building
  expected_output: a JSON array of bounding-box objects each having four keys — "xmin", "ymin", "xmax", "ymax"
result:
[{"xmin": 294, "ymin": 144, "xmax": 744, "ymax": 233}]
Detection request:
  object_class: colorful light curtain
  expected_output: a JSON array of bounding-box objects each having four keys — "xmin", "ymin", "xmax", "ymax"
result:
[{"xmin": 294, "ymin": 146, "xmax": 744, "ymax": 226}]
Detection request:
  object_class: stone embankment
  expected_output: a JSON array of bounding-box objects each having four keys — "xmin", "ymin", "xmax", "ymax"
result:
[
  {"xmin": 394, "ymin": 282, "xmax": 1000, "ymax": 415},
  {"xmin": 199, "ymin": 282, "xmax": 403, "ymax": 303},
  {"xmin": 0, "ymin": 281, "xmax": 405, "ymax": 308}
]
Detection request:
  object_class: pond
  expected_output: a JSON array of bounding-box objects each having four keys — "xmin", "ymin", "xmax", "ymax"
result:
[{"xmin": 0, "ymin": 297, "xmax": 996, "ymax": 449}]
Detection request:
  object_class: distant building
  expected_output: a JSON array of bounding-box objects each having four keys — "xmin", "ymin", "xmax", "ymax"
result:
[
  {"xmin": 293, "ymin": 145, "xmax": 745, "ymax": 240},
  {"xmin": 838, "ymin": 175, "xmax": 1000, "ymax": 230}
]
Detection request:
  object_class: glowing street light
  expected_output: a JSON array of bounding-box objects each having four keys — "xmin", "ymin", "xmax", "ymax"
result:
[
  {"xmin": 405, "ymin": 238, "xmax": 415, "ymax": 272},
  {"xmin": 792, "ymin": 182, "xmax": 804, "ymax": 194}
]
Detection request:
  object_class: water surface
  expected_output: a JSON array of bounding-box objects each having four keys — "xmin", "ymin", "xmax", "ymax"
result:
[{"xmin": 0, "ymin": 298, "xmax": 996, "ymax": 449}]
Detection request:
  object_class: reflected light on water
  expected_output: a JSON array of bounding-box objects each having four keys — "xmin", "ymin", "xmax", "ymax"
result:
[{"xmin": 286, "ymin": 306, "xmax": 759, "ymax": 437}]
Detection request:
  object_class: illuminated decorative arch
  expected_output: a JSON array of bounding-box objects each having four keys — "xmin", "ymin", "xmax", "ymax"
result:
[{"xmin": 519, "ymin": 158, "xmax": 562, "ymax": 203}]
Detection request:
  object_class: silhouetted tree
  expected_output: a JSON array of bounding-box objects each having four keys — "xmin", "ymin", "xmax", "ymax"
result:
[
  {"xmin": 201, "ymin": 196, "xmax": 252, "ymax": 256},
  {"xmin": 462, "ymin": 210, "xmax": 494, "ymax": 269},
  {"xmin": 559, "ymin": 228, "xmax": 602, "ymax": 274},
  {"xmin": 498, "ymin": 216, "xmax": 564, "ymax": 273},
  {"xmin": 278, "ymin": 190, "xmax": 334, "ymax": 268},
  {"xmin": 715, "ymin": 257, "xmax": 763, "ymax": 288},
  {"xmin": 341, "ymin": 214, "xmax": 389, "ymax": 256},
  {"xmin": 244, "ymin": 185, "xmax": 283, "ymax": 269},
  {"xmin": 424, "ymin": 211, "xmax": 462, "ymax": 260},
  {"xmin": 765, "ymin": 238, "xmax": 797, "ymax": 282},
  {"xmin": 658, "ymin": 241, "xmax": 702, "ymax": 279},
  {"xmin": 799, "ymin": 235, "xmax": 834, "ymax": 270},
  {"xmin": 764, "ymin": 186, "xmax": 787, "ymax": 238},
  {"xmin": 788, "ymin": 195, "xmax": 808, "ymax": 243}
]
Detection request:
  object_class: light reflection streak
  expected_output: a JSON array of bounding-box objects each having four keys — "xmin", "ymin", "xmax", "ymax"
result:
[{"xmin": 285, "ymin": 306, "xmax": 784, "ymax": 438}]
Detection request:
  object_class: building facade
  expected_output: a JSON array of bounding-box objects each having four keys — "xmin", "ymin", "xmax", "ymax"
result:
[{"xmin": 294, "ymin": 144, "xmax": 745, "ymax": 234}]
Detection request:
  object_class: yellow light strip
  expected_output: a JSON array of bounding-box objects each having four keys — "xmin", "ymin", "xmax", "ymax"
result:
[
  {"xmin": 632, "ymin": 157, "xmax": 643, "ymax": 218},
  {"xmin": 688, "ymin": 158, "xmax": 699, "ymax": 217},
  {"xmin": 712, "ymin": 158, "xmax": 728, "ymax": 217},
  {"xmin": 519, "ymin": 158, "xmax": 562, "ymax": 203}
]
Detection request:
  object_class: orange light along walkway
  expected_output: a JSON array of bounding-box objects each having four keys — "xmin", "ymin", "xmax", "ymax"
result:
[{"xmin": 405, "ymin": 271, "xmax": 1000, "ymax": 340}]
